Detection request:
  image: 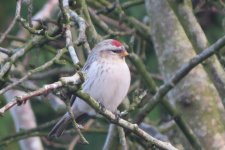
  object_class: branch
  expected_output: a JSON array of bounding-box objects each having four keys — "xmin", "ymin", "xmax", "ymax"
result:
[
  {"xmin": 0, "ymin": 119, "xmax": 102, "ymax": 146},
  {"xmin": 74, "ymin": 90, "xmax": 178, "ymax": 150},
  {"xmin": 77, "ymin": 0, "xmax": 102, "ymax": 47},
  {"xmin": 122, "ymin": 0, "xmax": 144, "ymax": 10},
  {"xmin": 89, "ymin": 8, "xmax": 133, "ymax": 38},
  {"xmin": 69, "ymin": 9, "xmax": 87, "ymax": 46},
  {"xmin": 29, "ymin": 67, "xmax": 75, "ymax": 80},
  {"xmin": 0, "ymin": 74, "xmax": 177, "ymax": 149},
  {"xmin": 117, "ymin": 126, "xmax": 128, "ymax": 150},
  {"xmin": 0, "ymin": 48, "xmax": 67, "ymax": 95},
  {"xmin": 134, "ymin": 34, "xmax": 225, "ymax": 124},
  {"xmin": 88, "ymin": 0, "xmax": 150, "ymax": 41},
  {"xmin": 0, "ymin": 0, "xmax": 22, "ymax": 43},
  {"xmin": 65, "ymin": 100, "xmax": 89, "ymax": 144},
  {"xmin": 3, "ymin": 90, "xmax": 44, "ymax": 150},
  {"xmin": 68, "ymin": 119, "xmax": 94, "ymax": 150},
  {"xmin": 15, "ymin": 0, "xmax": 58, "ymax": 39},
  {"xmin": 128, "ymin": 53, "xmax": 205, "ymax": 149},
  {"xmin": 0, "ymin": 33, "xmax": 26, "ymax": 43},
  {"xmin": 18, "ymin": 17, "xmax": 45, "ymax": 35},
  {"xmin": 0, "ymin": 73, "xmax": 83, "ymax": 115},
  {"xmin": 59, "ymin": 0, "xmax": 84, "ymax": 64},
  {"xmin": 0, "ymin": 29, "xmax": 60, "ymax": 81},
  {"xmin": 129, "ymin": 35, "xmax": 225, "ymax": 150},
  {"xmin": 0, "ymin": 81, "xmax": 62, "ymax": 115}
]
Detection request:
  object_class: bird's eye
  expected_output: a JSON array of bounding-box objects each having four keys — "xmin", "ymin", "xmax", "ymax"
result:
[{"xmin": 111, "ymin": 50, "xmax": 123, "ymax": 53}]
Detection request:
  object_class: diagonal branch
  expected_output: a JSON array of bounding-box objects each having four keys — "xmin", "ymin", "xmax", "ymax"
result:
[
  {"xmin": 0, "ymin": 74, "xmax": 177, "ymax": 150},
  {"xmin": 0, "ymin": 73, "xmax": 83, "ymax": 115},
  {"xmin": 0, "ymin": 0, "xmax": 22, "ymax": 43},
  {"xmin": 0, "ymin": 48, "xmax": 67, "ymax": 95},
  {"xmin": 134, "ymin": 34, "xmax": 225, "ymax": 124},
  {"xmin": 74, "ymin": 90, "xmax": 178, "ymax": 150}
]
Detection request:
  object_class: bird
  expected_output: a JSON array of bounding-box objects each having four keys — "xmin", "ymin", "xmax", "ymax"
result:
[{"xmin": 49, "ymin": 39, "xmax": 131, "ymax": 137}]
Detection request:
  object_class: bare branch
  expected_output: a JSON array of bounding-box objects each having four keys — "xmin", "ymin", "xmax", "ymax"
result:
[
  {"xmin": 0, "ymin": 81, "xmax": 62, "ymax": 115},
  {"xmin": 60, "ymin": 0, "xmax": 91, "ymax": 62},
  {"xmin": 74, "ymin": 90, "xmax": 178, "ymax": 150},
  {"xmin": 0, "ymin": 29, "xmax": 61, "ymax": 80},
  {"xmin": 0, "ymin": 73, "xmax": 83, "ymax": 115},
  {"xmin": 117, "ymin": 126, "xmax": 128, "ymax": 150},
  {"xmin": 0, "ymin": 48, "xmax": 67, "ymax": 95},
  {"xmin": 134, "ymin": 34, "xmax": 225, "ymax": 124},
  {"xmin": 0, "ymin": 71, "xmax": 177, "ymax": 149},
  {"xmin": 68, "ymin": 119, "xmax": 94, "ymax": 150},
  {"xmin": 0, "ymin": 0, "xmax": 22, "ymax": 43},
  {"xmin": 65, "ymin": 100, "xmax": 89, "ymax": 144}
]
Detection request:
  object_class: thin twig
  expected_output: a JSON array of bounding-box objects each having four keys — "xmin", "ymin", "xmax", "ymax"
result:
[
  {"xmin": 0, "ymin": 119, "xmax": 103, "ymax": 146},
  {"xmin": 59, "ymin": 0, "xmax": 79, "ymax": 64},
  {"xmin": 0, "ymin": 0, "xmax": 22, "ymax": 43},
  {"xmin": 0, "ymin": 48, "xmax": 67, "ymax": 95},
  {"xmin": 89, "ymin": 0, "xmax": 150, "ymax": 41},
  {"xmin": 129, "ymin": 53, "xmax": 203, "ymax": 149},
  {"xmin": 27, "ymin": 0, "xmax": 33, "ymax": 27},
  {"xmin": 0, "ymin": 119, "xmax": 58, "ymax": 146},
  {"xmin": 0, "ymin": 72, "xmax": 83, "ymax": 115},
  {"xmin": 0, "ymin": 29, "xmax": 61, "ymax": 80},
  {"xmin": 122, "ymin": 0, "xmax": 144, "ymax": 10},
  {"xmin": 0, "ymin": 72, "xmax": 177, "ymax": 149},
  {"xmin": 117, "ymin": 126, "xmax": 128, "ymax": 150},
  {"xmin": 89, "ymin": 8, "xmax": 133, "ymax": 38},
  {"xmin": 30, "ymin": 67, "xmax": 75, "ymax": 80},
  {"xmin": 0, "ymin": 33, "xmax": 26, "ymax": 43},
  {"xmin": 134, "ymin": 35, "xmax": 225, "ymax": 123},
  {"xmin": 69, "ymin": 9, "xmax": 87, "ymax": 46},
  {"xmin": 65, "ymin": 100, "xmax": 89, "ymax": 144},
  {"xmin": 131, "ymin": 35, "xmax": 225, "ymax": 149},
  {"xmin": 68, "ymin": 119, "xmax": 94, "ymax": 150},
  {"xmin": 18, "ymin": 17, "xmax": 45, "ymax": 35},
  {"xmin": 77, "ymin": 0, "xmax": 102, "ymax": 47},
  {"xmin": 0, "ymin": 81, "xmax": 63, "ymax": 115}
]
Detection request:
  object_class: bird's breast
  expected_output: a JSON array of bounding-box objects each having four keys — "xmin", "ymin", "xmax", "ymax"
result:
[{"xmin": 84, "ymin": 60, "xmax": 130, "ymax": 112}]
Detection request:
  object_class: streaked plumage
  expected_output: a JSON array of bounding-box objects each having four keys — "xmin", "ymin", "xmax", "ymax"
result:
[{"xmin": 49, "ymin": 39, "xmax": 130, "ymax": 137}]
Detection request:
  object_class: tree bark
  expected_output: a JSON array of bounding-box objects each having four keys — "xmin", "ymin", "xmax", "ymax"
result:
[
  {"xmin": 145, "ymin": 0, "xmax": 225, "ymax": 149},
  {"xmin": 168, "ymin": 0, "xmax": 225, "ymax": 100}
]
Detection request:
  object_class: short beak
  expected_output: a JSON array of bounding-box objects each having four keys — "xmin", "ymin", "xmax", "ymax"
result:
[{"xmin": 119, "ymin": 50, "xmax": 129, "ymax": 57}]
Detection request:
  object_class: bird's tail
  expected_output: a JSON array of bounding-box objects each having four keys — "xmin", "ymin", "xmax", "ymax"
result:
[{"xmin": 48, "ymin": 113, "xmax": 72, "ymax": 137}]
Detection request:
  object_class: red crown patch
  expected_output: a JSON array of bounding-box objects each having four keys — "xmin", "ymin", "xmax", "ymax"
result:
[{"xmin": 111, "ymin": 40, "xmax": 122, "ymax": 47}]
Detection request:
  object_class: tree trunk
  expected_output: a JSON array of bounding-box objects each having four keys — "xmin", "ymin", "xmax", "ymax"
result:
[
  {"xmin": 145, "ymin": 0, "xmax": 225, "ymax": 149},
  {"xmin": 168, "ymin": 0, "xmax": 225, "ymax": 100}
]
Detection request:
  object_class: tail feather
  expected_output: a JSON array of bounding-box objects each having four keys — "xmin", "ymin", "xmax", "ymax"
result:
[{"xmin": 48, "ymin": 114, "xmax": 71, "ymax": 137}]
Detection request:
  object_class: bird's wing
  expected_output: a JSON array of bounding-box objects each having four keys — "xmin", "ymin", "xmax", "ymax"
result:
[
  {"xmin": 81, "ymin": 53, "xmax": 96, "ymax": 73},
  {"xmin": 70, "ymin": 53, "xmax": 96, "ymax": 105},
  {"xmin": 70, "ymin": 95, "xmax": 77, "ymax": 106}
]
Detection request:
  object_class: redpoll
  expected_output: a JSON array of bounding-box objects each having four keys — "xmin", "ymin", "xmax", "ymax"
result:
[{"xmin": 49, "ymin": 39, "xmax": 131, "ymax": 137}]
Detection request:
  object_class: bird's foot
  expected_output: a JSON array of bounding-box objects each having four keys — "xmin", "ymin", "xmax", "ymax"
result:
[
  {"xmin": 98, "ymin": 102, "xmax": 106, "ymax": 113},
  {"xmin": 114, "ymin": 111, "xmax": 122, "ymax": 123},
  {"xmin": 16, "ymin": 96, "xmax": 27, "ymax": 105}
]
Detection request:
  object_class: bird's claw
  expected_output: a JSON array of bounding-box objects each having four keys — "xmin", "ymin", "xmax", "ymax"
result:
[
  {"xmin": 98, "ymin": 102, "xmax": 106, "ymax": 113},
  {"xmin": 16, "ymin": 96, "xmax": 27, "ymax": 105},
  {"xmin": 114, "ymin": 111, "xmax": 122, "ymax": 123}
]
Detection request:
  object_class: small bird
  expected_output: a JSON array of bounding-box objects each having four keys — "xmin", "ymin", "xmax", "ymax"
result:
[{"xmin": 49, "ymin": 39, "xmax": 131, "ymax": 137}]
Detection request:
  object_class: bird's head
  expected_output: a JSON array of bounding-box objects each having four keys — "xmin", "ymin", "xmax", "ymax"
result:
[{"xmin": 92, "ymin": 39, "xmax": 129, "ymax": 60}]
